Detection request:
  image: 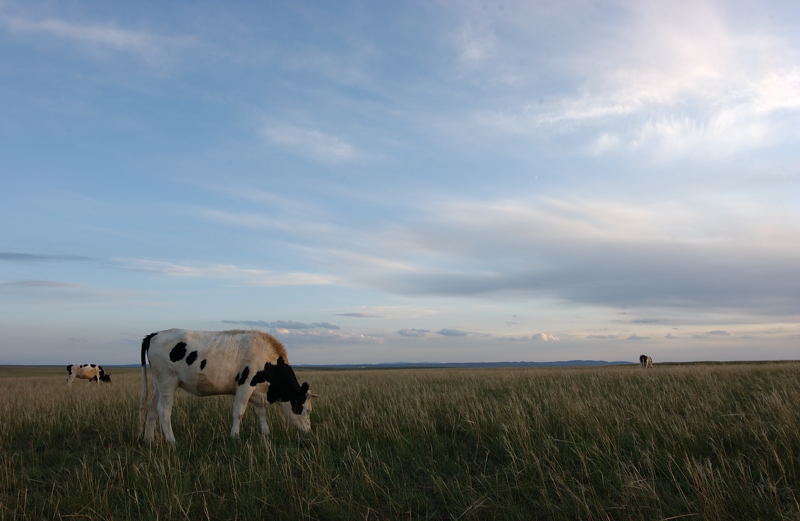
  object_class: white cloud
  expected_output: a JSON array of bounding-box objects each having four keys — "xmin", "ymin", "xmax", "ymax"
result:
[
  {"xmin": 335, "ymin": 306, "xmax": 439, "ymax": 320},
  {"xmin": 222, "ymin": 320, "xmax": 340, "ymax": 330},
  {"xmin": 117, "ymin": 258, "xmax": 337, "ymax": 287},
  {"xmin": 1, "ymin": 13, "xmax": 190, "ymax": 62},
  {"xmin": 470, "ymin": 1, "xmax": 800, "ymax": 159},
  {"xmin": 262, "ymin": 123, "xmax": 359, "ymax": 164},
  {"xmin": 531, "ymin": 332, "xmax": 559, "ymax": 342},
  {"xmin": 454, "ymin": 22, "xmax": 496, "ymax": 67},
  {"xmin": 274, "ymin": 328, "xmax": 383, "ymax": 346},
  {"xmin": 192, "ymin": 207, "xmax": 338, "ymax": 238},
  {"xmin": 589, "ymin": 132, "xmax": 622, "ymax": 155}
]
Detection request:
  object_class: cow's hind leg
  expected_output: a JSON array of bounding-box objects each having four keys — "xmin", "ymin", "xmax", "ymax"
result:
[
  {"xmin": 230, "ymin": 385, "xmax": 256, "ymax": 438},
  {"xmin": 249, "ymin": 392, "xmax": 269, "ymax": 435},
  {"xmin": 143, "ymin": 382, "xmax": 160, "ymax": 443},
  {"xmin": 156, "ymin": 379, "xmax": 179, "ymax": 444}
]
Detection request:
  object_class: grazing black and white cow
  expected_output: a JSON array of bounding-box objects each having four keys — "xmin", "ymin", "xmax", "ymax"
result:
[
  {"xmin": 639, "ymin": 354, "xmax": 653, "ymax": 369},
  {"xmin": 66, "ymin": 363, "xmax": 111, "ymax": 385},
  {"xmin": 139, "ymin": 329, "xmax": 317, "ymax": 444}
]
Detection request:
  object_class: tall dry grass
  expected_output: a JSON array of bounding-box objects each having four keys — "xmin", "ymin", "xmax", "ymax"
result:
[{"xmin": 1, "ymin": 363, "xmax": 798, "ymax": 520}]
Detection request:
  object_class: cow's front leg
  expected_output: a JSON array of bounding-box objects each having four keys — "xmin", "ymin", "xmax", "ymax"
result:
[
  {"xmin": 230, "ymin": 385, "xmax": 256, "ymax": 438},
  {"xmin": 249, "ymin": 391, "xmax": 269, "ymax": 435}
]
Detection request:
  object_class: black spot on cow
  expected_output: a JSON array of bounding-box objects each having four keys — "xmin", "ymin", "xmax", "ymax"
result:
[
  {"xmin": 66, "ymin": 364, "xmax": 73, "ymax": 375},
  {"xmin": 238, "ymin": 366, "xmax": 250, "ymax": 386},
  {"xmin": 90, "ymin": 363, "xmax": 96, "ymax": 368},
  {"xmin": 250, "ymin": 368, "xmax": 267, "ymax": 386},
  {"xmin": 262, "ymin": 357, "xmax": 309, "ymax": 414},
  {"xmin": 200, "ymin": 359, "xmax": 207, "ymax": 370},
  {"xmin": 170, "ymin": 342, "xmax": 187, "ymax": 362},
  {"xmin": 186, "ymin": 351, "xmax": 198, "ymax": 365}
]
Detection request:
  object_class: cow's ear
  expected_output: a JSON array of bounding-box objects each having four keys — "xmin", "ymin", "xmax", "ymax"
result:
[{"xmin": 301, "ymin": 382, "xmax": 309, "ymax": 393}]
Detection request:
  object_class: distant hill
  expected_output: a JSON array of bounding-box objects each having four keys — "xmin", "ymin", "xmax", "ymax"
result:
[
  {"xmin": 72, "ymin": 360, "xmax": 636, "ymax": 369},
  {"xmin": 296, "ymin": 360, "xmax": 635, "ymax": 369}
]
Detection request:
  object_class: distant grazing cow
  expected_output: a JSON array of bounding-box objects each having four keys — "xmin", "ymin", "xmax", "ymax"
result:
[
  {"xmin": 139, "ymin": 329, "xmax": 317, "ymax": 444},
  {"xmin": 639, "ymin": 354, "xmax": 653, "ymax": 369},
  {"xmin": 66, "ymin": 363, "xmax": 111, "ymax": 385}
]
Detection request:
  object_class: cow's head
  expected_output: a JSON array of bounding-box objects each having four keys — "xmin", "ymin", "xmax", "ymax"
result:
[{"xmin": 263, "ymin": 357, "xmax": 318, "ymax": 433}]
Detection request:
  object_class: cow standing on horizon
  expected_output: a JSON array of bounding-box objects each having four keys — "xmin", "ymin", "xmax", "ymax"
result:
[
  {"xmin": 66, "ymin": 364, "xmax": 111, "ymax": 385},
  {"xmin": 140, "ymin": 329, "xmax": 318, "ymax": 444},
  {"xmin": 639, "ymin": 354, "xmax": 653, "ymax": 369}
]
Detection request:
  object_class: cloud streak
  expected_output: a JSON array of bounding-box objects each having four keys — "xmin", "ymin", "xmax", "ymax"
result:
[
  {"xmin": 305, "ymin": 197, "xmax": 800, "ymax": 318},
  {"xmin": 223, "ymin": 320, "xmax": 339, "ymax": 330},
  {"xmin": 117, "ymin": 258, "xmax": 338, "ymax": 287},
  {"xmin": 1, "ymin": 13, "xmax": 192, "ymax": 62},
  {"xmin": 262, "ymin": 123, "xmax": 359, "ymax": 164},
  {"xmin": 0, "ymin": 252, "xmax": 93, "ymax": 263}
]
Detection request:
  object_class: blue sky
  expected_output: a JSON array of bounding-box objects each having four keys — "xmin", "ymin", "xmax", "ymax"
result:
[{"xmin": 2, "ymin": 0, "xmax": 799, "ymax": 364}]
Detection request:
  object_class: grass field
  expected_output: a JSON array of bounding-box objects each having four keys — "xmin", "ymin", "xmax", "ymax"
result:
[{"xmin": 1, "ymin": 363, "xmax": 798, "ymax": 520}]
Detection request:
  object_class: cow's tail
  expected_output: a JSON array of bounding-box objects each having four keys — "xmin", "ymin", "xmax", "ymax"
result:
[{"xmin": 139, "ymin": 332, "xmax": 157, "ymax": 439}]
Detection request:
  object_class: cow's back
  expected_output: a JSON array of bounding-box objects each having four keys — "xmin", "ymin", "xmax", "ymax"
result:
[{"xmin": 146, "ymin": 329, "xmax": 287, "ymax": 396}]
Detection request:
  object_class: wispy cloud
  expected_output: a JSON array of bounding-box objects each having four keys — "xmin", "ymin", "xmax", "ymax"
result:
[
  {"xmin": 274, "ymin": 329, "xmax": 382, "ymax": 346},
  {"xmin": 117, "ymin": 258, "xmax": 337, "ymax": 287},
  {"xmin": 335, "ymin": 306, "xmax": 439, "ymax": 320},
  {"xmin": 223, "ymin": 320, "xmax": 340, "ymax": 330},
  {"xmin": 1, "ymin": 13, "xmax": 192, "ymax": 62},
  {"xmin": 191, "ymin": 207, "xmax": 337, "ymax": 237},
  {"xmin": 453, "ymin": 21, "xmax": 496, "ymax": 68},
  {"xmin": 0, "ymin": 252, "xmax": 93, "ymax": 263},
  {"xmin": 218, "ymin": 319, "xmax": 380, "ymax": 346},
  {"xmin": 306, "ymin": 196, "xmax": 800, "ymax": 318},
  {"xmin": 0, "ymin": 279, "xmax": 80, "ymax": 289},
  {"xmin": 694, "ymin": 330, "xmax": 734, "ymax": 339},
  {"xmin": 498, "ymin": 332, "xmax": 559, "ymax": 342},
  {"xmin": 262, "ymin": 123, "xmax": 359, "ymax": 164},
  {"xmin": 468, "ymin": 1, "xmax": 800, "ymax": 159},
  {"xmin": 437, "ymin": 328, "xmax": 469, "ymax": 337},
  {"xmin": 397, "ymin": 328, "xmax": 432, "ymax": 338}
]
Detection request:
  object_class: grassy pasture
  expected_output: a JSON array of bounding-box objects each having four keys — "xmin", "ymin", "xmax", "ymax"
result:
[{"xmin": 1, "ymin": 363, "xmax": 798, "ymax": 520}]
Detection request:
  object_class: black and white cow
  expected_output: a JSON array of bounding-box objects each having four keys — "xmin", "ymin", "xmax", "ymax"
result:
[
  {"xmin": 66, "ymin": 363, "xmax": 111, "ymax": 385},
  {"xmin": 139, "ymin": 329, "xmax": 317, "ymax": 444},
  {"xmin": 639, "ymin": 354, "xmax": 653, "ymax": 369}
]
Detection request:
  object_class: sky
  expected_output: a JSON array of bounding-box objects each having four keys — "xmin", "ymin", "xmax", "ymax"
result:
[{"xmin": 1, "ymin": 0, "xmax": 799, "ymax": 365}]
